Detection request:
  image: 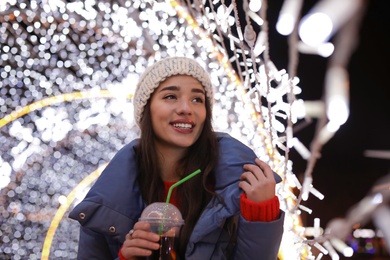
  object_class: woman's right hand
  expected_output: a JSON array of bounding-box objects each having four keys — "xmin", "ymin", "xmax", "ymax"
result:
[{"xmin": 120, "ymin": 221, "xmax": 160, "ymax": 260}]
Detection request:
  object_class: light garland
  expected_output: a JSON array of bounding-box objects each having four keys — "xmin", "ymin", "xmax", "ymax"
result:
[
  {"xmin": 41, "ymin": 163, "xmax": 107, "ymax": 260},
  {"xmin": 0, "ymin": 90, "xmax": 128, "ymax": 128}
]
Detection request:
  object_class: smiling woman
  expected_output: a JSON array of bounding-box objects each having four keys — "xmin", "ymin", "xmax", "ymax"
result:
[
  {"xmin": 69, "ymin": 56, "xmax": 284, "ymax": 260},
  {"xmin": 149, "ymin": 75, "xmax": 207, "ymax": 154}
]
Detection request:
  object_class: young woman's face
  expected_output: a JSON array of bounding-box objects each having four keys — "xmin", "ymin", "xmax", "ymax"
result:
[{"xmin": 149, "ymin": 75, "xmax": 207, "ymax": 151}]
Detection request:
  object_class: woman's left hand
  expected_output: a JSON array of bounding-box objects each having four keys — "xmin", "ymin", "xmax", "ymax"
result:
[{"xmin": 238, "ymin": 158, "xmax": 276, "ymax": 202}]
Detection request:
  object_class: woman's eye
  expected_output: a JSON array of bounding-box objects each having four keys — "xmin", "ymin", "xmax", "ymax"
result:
[
  {"xmin": 193, "ymin": 97, "xmax": 204, "ymax": 103},
  {"xmin": 164, "ymin": 94, "xmax": 176, "ymax": 100}
]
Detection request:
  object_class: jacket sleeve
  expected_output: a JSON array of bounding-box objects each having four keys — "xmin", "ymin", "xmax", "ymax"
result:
[
  {"xmin": 215, "ymin": 132, "xmax": 284, "ymax": 259},
  {"xmin": 76, "ymin": 226, "xmax": 120, "ymax": 260},
  {"xmin": 234, "ymin": 212, "xmax": 284, "ymax": 259},
  {"xmin": 68, "ymin": 139, "xmax": 143, "ymax": 260}
]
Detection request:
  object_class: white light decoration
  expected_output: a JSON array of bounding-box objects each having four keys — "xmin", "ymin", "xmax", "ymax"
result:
[
  {"xmin": 249, "ymin": 0, "xmax": 262, "ymax": 13},
  {"xmin": 298, "ymin": 41, "xmax": 334, "ymax": 57},
  {"xmin": 276, "ymin": 0, "xmax": 303, "ymax": 36},
  {"xmin": 1, "ymin": 0, "xmax": 387, "ymax": 260},
  {"xmin": 325, "ymin": 66, "xmax": 349, "ymax": 127},
  {"xmin": 299, "ymin": 0, "xmax": 364, "ymax": 46},
  {"xmin": 299, "ymin": 12, "xmax": 333, "ymax": 46}
]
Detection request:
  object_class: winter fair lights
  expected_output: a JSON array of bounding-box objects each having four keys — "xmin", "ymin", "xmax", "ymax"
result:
[{"xmin": 1, "ymin": 0, "xmax": 388, "ymax": 259}]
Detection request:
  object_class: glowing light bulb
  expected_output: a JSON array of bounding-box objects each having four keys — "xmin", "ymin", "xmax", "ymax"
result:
[
  {"xmin": 327, "ymin": 97, "xmax": 349, "ymax": 126},
  {"xmin": 299, "ymin": 12, "xmax": 333, "ymax": 46},
  {"xmin": 277, "ymin": 14, "xmax": 295, "ymax": 36},
  {"xmin": 249, "ymin": 0, "xmax": 262, "ymax": 12},
  {"xmin": 298, "ymin": 41, "xmax": 334, "ymax": 57},
  {"xmin": 325, "ymin": 67, "xmax": 350, "ymax": 127},
  {"xmin": 276, "ymin": 0, "xmax": 302, "ymax": 36},
  {"xmin": 330, "ymin": 238, "xmax": 354, "ymax": 257}
]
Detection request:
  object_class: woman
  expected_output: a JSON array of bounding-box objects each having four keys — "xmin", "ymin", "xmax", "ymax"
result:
[{"xmin": 69, "ymin": 57, "xmax": 284, "ymax": 259}]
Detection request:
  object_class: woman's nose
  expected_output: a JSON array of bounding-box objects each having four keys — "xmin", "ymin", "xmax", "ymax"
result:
[{"xmin": 176, "ymin": 99, "xmax": 192, "ymax": 114}]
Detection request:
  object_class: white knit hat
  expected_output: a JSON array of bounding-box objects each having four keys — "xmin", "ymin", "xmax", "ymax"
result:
[{"xmin": 133, "ymin": 56, "xmax": 213, "ymax": 126}]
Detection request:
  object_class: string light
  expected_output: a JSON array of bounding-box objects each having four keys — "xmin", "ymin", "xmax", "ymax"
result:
[
  {"xmin": 41, "ymin": 163, "xmax": 107, "ymax": 260},
  {"xmin": 0, "ymin": 90, "xmax": 127, "ymax": 128}
]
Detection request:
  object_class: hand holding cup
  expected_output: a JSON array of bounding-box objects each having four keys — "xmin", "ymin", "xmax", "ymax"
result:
[{"xmin": 121, "ymin": 221, "xmax": 160, "ymax": 259}]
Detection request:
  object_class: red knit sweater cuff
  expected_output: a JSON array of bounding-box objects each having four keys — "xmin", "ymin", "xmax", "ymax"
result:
[
  {"xmin": 240, "ymin": 194, "xmax": 280, "ymax": 222},
  {"xmin": 118, "ymin": 245, "xmax": 126, "ymax": 260}
]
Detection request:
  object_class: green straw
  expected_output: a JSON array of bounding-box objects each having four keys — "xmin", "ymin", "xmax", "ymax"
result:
[
  {"xmin": 158, "ymin": 169, "xmax": 201, "ymax": 234},
  {"xmin": 165, "ymin": 169, "xmax": 201, "ymax": 204}
]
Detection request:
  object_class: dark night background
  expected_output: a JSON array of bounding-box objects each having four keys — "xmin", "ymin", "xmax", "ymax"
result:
[{"xmin": 267, "ymin": 0, "xmax": 390, "ymax": 245}]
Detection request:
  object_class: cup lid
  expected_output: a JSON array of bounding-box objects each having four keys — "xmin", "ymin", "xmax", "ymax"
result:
[{"xmin": 139, "ymin": 202, "xmax": 184, "ymax": 225}]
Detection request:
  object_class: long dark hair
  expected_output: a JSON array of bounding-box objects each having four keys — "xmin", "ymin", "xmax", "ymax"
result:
[{"xmin": 136, "ymin": 92, "xmax": 218, "ymax": 258}]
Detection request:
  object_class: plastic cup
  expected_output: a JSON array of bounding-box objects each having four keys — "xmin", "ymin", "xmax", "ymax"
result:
[{"xmin": 139, "ymin": 202, "xmax": 184, "ymax": 260}]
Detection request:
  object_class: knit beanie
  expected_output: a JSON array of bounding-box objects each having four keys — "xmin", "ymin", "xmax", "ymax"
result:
[{"xmin": 133, "ymin": 56, "xmax": 213, "ymax": 126}]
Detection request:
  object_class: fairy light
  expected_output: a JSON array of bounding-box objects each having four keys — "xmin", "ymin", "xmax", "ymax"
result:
[
  {"xmin": 298, "ymin": 41, "xmax": 334, "ymax": 57},
  {"xmin": 0, "ymin": 90, "xmax": 128, "ymax": 128},
  {"xmin": 314, "ymin": 242, "xmax": 329, "ymax": 255},
  {"xmin": 41, "ymin": 164, "xmax": 107, "ymax": 260},
  {"xmin": 276, "ymin": 0, "xmax": 303, "ymax": 36},
  {"xmin": 323, "ymin": 240, "xmax": 340, "ymax": 260},
  {"xmin": 325, "ymin": 66, "xmax": 350, "ymax": 127},
  {"xmin": 169, "ymin": 0, "xmax": 278, "ymax": 162},
  {"xmin": 249, "ymin": 0, "xmax": 262, "ymax": 12},
  {"xmin": 299, "ymin": 12, "xmax": 333, "ymax": 46},
  {"xmin": 168, "ymin": 0, "xmax": 239, "ymax": 86},
  {"xmin": 299, "ymin": 0, "xmax": 364, "ymax": 46},
  {"xmin": 330, "ymin": 238, "xmax": 354, "ymax": 257},
  {"xmin": 310, "ymin": 185, "xmax": 325, "ymax": 200},
  {"xmin": 314, "ymin": 218, "xmax": 321, "ymax": 237}
]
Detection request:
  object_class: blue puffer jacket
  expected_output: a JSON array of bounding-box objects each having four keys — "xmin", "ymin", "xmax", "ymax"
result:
[{"xmin": 69, "ymin": 132, "xmax": 284, "ymax": 259}]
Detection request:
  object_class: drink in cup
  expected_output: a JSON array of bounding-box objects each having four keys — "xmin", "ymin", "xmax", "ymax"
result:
[{"xmin": 139, "ymin": 202, "xmax": 184, "ymax": 260}]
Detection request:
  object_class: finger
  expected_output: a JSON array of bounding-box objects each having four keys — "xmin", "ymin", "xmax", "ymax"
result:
[
  {"xmin": 123, "ymin": 231, "xmax": 160, "ymax": 255},
  {"xmin": 238, "ymin": 179, "xmax": 252, "ymax": 191},
  {"xmin": 239, "ymin": 171, "xmax": 258, "ymax": 184},
  {"xmin": 131, "ymin": 229, "xmax": 160, "ymax": 243},
  {"xmin": 134, "ymin": 221, "xmax": 152, "ymax": 231},
  {"xmin": 122, "ymin": 244, "xmax": 158, "ymax": 259},
  {"xmin": 129, "ymin": 236, "xmax": 160, "ymax": 250},
  {"xmin": 128, "ymin": 222, "xmax": 160, "ymax": 242},
  {"xmin": 125, "ymin": 229, "xmax": 134, "ymax": 240},
  {"xmin": 254, "ymin": 158, "xmax": 274, "ymax": 178},
  {"xmin": 243, "ymin": 163, "xmax": 266, "ymax": 181}
]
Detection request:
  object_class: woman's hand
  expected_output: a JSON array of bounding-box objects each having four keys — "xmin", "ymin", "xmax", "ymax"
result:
[
  {"xmin": 239, "ymin": 158, "xmax": 276, "ymax": 202},
  {"xmin": 120, "ymin": 221, "xmax": 160, "ymax": 260}
]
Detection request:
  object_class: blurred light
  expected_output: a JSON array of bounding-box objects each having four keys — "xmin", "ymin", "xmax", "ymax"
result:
[
  {"xmin": 327, "ymin": 97, "xmax": 349, "ymax": 126},
  {"xmin": 372, "ymin": 193, "xmax": 383, "ymax": 205},
  {"xmin": 364, "ymin": 150, "xmax": 390, "ymax": 160},
  {"xmin": 249, "ymin": 0, "xmax": 262, "ymax": 12},
  {"xmin": 299, "ymin": 0, "xmax": 364, "ymax": 47},
  {"xmin": 317, "ymin": 42, "xmax": 334, "ymax": 57},
  {"xmin": 0, "ymin": 160, "xmax": 12, "ymax": 189},
  {"xmin": 276, "ymin": 0, "xmax": 302, "ymax": 36},
  {"xmin": 325, "ymin": 67, "xmax": 349, "ymax": 127},
  {"xmin": 353, "ymin": 229, "xmax": 376, "ymax": 239},
  {"xmin": 330, "ymin": 238, "xmax": 354, "ymax": 257},
  {"xmin": 299, "ymin": 12, "xmax": 333, "ymax": 46},
  {"xmin": 58, "ymin": 195, "xmax": 67, "ymax": 205},
  {"xmin": 277, "ymin": 14, "xmax": 295, "ymax": 36},
  {"xmin": 290, "ymin": 137, "xmax": 310, "ymax": 159},
  {"xmin": 42, "ymin": 164, "xmax": 107, "ymax": 260},
  {"xmin": 298, "ymin": 41, "xmax": 334, "ymax": 57}
]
